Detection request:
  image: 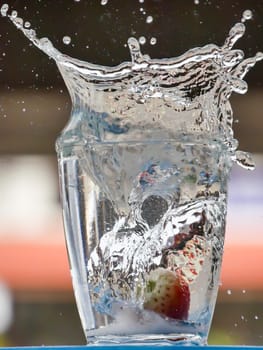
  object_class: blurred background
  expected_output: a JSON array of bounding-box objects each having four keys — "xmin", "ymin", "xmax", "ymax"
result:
[{"xmin": 0, "ymin": 0, "xmax": 263, "ymax": 346}]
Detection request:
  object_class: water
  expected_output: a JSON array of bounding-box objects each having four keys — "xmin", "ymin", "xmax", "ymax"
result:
[
  {"xmin": 2, "ymin": 4, "xmax": 262, "ymax": 344},
  {"xmin": 59, "ymin": 139, "xmax": 231, "ymax": 343},
  {"xmin": 2, "ymin": 5, "xmax": 262, "ymax": 168}
]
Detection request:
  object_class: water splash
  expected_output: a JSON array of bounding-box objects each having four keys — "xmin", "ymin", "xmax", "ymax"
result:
[{"xmin": 2, "ymin": 4, "xmax": 263, "ymax": 169}]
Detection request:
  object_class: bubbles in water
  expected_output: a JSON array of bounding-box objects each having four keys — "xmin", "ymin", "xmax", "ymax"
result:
[
  {"xmin": 139, "ymin": 36, "xmax": 146, "ymax": 45},
  {"xmin": 241, "ymin": 9, "xmax": 253, "ymax": 23},
  {"xmin": 150, "ymin": 37, "xmax": 157, "ymax": 45},
  {"xmin": 101, "ymin": 0, "xmax": 108, "ymax": 5},
  {"xmin": 0, "ymin": 3, "xmax": 9, "ymax": 17},
  {"xmin": 146, "ymin": 16, "xmax": 153, "ymax": 24},
  {"xmin": 62, "ymin": 36, "xmax": 72, "ymax": 45}
]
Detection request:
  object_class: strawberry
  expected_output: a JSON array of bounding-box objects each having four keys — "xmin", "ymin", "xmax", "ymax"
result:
[{"xmin": 143, "ymin": 268, "xmax": 190, "ymax": 320}]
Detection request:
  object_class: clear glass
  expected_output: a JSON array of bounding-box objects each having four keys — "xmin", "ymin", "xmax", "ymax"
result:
[
  {"xmin": 54, "ymin": 28, "xmax": 236, "ymax": 344},
  {"xmin": 57, "ymin": 123, "xmax": 232, "ymax": 344}
]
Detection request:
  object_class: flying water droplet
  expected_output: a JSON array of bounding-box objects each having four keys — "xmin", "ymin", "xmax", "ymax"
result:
[
  {"xmin": 11, "ymin": 10, "xmax": 18, "ymax": 18},
  {"xmin": 24, "ymin": 21, "xmax": 31, "ymax": 28},
  {"xmin": 101, "ymin": 0, "xmax": 108, "ymax": 5},
  {"xmin": 150, "ymin": 37, "xmax": 157, "ymax": 45},
  {"xmin": 63, "ymin": 36, "xmax": 72, "ymax": 45},
  {"xmin": 227, "ymin": 289, "xmax": 232, "ymax": 295},
  {"xmin": 241, "ymin": 9, "xmax": 253, "ymax": 23},
  {"xmin": 235, "ymin": 150, "xmax": 255, "ymax": 170},
  {"xmin": 194, "ymin": 0, "xmax": 200, "ymax": 4},
  {"xmin": 0, "ymin": 3, "xmax": 9, "ymax": 17},
  {"xmin": 223, "ymin": 23, "xmax": 246, "ymax": 50},
  {"xmin": 139, "ymin": 36, "xmax": 146, "ymax": 45},
  {"xmin": 127, "ymin": 37, "xmax": 143, "ymax": 63},
  {"xmin": 13, "ymin": 17, "xmax": 24, "ymax": 29},
  {"xmin": 146, "ymin": 16, "xmax": 153, "ymax": 24}
]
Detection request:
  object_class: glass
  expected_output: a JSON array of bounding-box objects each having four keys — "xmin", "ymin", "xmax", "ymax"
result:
[{"xmin": 56, "ymin": 55, "xmax": 233, "ymax": 344}]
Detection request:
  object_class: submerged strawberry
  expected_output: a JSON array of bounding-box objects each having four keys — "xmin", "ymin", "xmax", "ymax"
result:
[{"xmin": 144, "ymin": 268, "xmax": 190, "ymax": 320}]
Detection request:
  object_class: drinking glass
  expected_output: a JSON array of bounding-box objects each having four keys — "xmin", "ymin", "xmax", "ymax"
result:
[{"xmin": 56, "ymin": 63, "xmax": 233, "ymax": 344}]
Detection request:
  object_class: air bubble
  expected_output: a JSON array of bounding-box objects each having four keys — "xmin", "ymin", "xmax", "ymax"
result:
[
  {"xmin": 0, "ymin": 3, "xmax": 9, "ymax": 17},
  {"xmin": 101, "ymin": 0, "xmax": 108, "ymax": 5},
  {"xmin": 139, "ymin": 36, "xmax": 146, "ymax": 45},
  {"xmin": 63, "ymin": 36, "xmax": 72, "ymax": 45},
  {"xmin": 146, "ymin": 16, "xmax": 153, "ymax": 24}
]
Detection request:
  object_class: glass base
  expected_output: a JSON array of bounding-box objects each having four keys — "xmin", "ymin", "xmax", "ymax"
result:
[{"xmin": 86, "ymin": 334, "xmax": 206, "ymax": 346}]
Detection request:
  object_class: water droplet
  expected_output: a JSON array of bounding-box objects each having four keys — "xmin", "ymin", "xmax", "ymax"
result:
[
  {"xmin": 22, "ymin": 108, "xmax": 26, "ymax": 112},
  {"xmin": 223, "ymin": 23, "xmax": 246, "ymax": 50},
  {"xmin": 242, "ymin": 289, "xmax": 246, "ymax": 294},
  {"xmin": 241, "ymin": 9, "xmax": 253, "ymax": 23},
  {"xmin": 24, "ymin": 21, "xmax": 31, "ymax": 28},
  {"xmin": 0, "ymin": 3, "xmax": 9, "ymax": 17},
  {"xmin": 13, "ymin": 17, "xmax": 24, "ymax": 29},
  {"xmin": 11, "ymin": 10, "xmax": 18, "ymax": 18},
  {"xmin": 127, "ymin": 37, "xmax": 143, "ymax": 63},
  {"xmin": 139, "ymin": 0, "xmax": 144, "ymax": 3},
  {"xmin": 241, "ymin": 315, "xmax": 245, "ymax": 320},
  {"xmin": 254, "ymin": 315, "xmax": 259, "ymax": 320},
  {"xmin": 194, "ymin": 0, "xmax": 200, "ymax": 4},
  {"xmin": 139, "ymin": 36, "xmax": 146, "ymax": 45},
  {"xmin": 101, "ymin": 0, "xmax": 108, "ymax": 5},
  {"xmin": 63, "ymin": 36, "xmax": 71, "ymax": 45},
  {"xmin": 146, "ymin": 16, "xmax": 153, "ymax": 24},
  {"xmin": 235, "ymin": 150, "xmax": 255, "ymax": 170},
  {"xmin": 227, "ymin": 289, "xmax": 232, "ymax": 295},
  {"xmin": 150, "ymin": 37, "xmax": 157, "ymax": 45}
]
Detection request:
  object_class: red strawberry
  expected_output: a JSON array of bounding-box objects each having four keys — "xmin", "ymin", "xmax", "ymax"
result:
[{"xmin": 143, "ymin": 268, "xmax": 190, "ymax": 320}]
